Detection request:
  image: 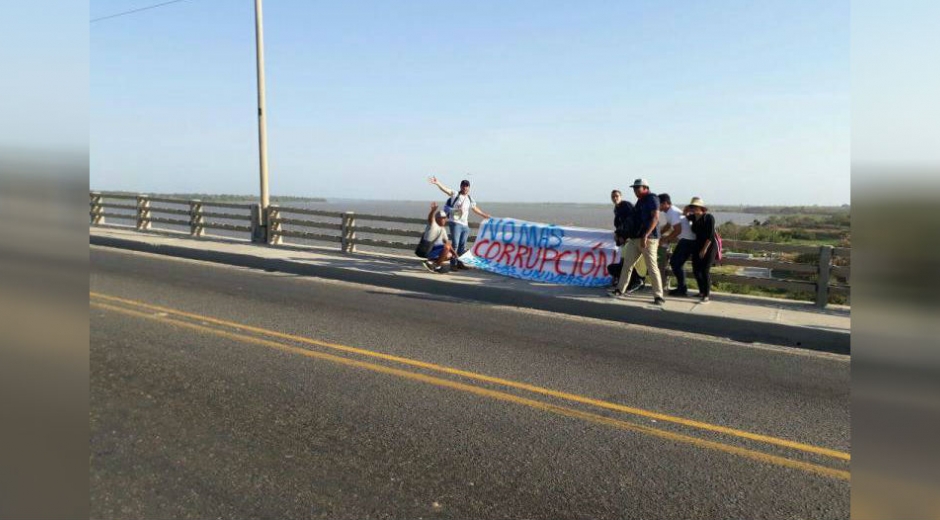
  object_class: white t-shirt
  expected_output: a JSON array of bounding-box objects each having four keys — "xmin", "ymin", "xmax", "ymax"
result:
[
  {"xmin": 660, "ymin": 205, "xmax": 696, "ymax": 241},
  {"xmin": 422, "ymin": 220, "xmax": 449, "ymax": 246},
  {"xmin": 447, "ymin": 193, "xmax": 476, "ymax": 226}
]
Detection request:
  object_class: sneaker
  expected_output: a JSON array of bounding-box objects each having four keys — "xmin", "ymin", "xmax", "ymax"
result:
[
  {"xmin": 668, "ymin": 288, "xmax": 688, "ymax": 297},
  {"xmin": 653, "ymin": 297, "xmax": 666, "ymax": 306},
  {"xmin": 608, "ymin": 289, "xmax": 625, "ymax": 298},
  {"xmin": 625, "ymin": 281, "xmax": 645, "ymax": 294},
  {"xmin": 699, "ymin": 296, "xmax": 710, "ymax": 304},
  {"xmin": 421, "ymin": 261, "xmax": 437, "ymax": 273},
  {"xmin": 435, "ymin": 264, "xmax": 451, "ymax": 274}
]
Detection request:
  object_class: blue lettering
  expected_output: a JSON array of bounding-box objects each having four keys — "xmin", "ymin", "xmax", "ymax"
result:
[{"xmin": 500, "ymin": 221, "xmax": 516, "ymax": 243}]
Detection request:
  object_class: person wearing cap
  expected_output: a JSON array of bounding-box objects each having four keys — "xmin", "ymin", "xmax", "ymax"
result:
[
  {"xmin": 428, "ymin": 176, "xmax": 492, "ymax": 269},
  {"xmin": 610, "ymin": 189, "xmax": 646, "ymax": 292},
  {"xmin": 421, "ymin": 202, "xmax": 455, "ymax": 274},
  {"xmin": 688, "ymin": 197, "xmax": 717, "ymax": 303},
  {"xmin": 610, "ymin": 178, "xmax": 665, "ymax": 305},
  {"xmin": 658, "ymin": 194, "xmax": 697, "ymax": 296}
]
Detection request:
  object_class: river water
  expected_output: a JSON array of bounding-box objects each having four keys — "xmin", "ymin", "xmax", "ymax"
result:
[{"xmin": 286, "ymin": 199, "xmax": 767, "ymax": 228}]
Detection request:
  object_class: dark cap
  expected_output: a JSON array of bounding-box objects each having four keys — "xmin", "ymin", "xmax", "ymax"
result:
[{"xmin": 460, "ymin": 179, "xmax": 471, "ymax": 187}]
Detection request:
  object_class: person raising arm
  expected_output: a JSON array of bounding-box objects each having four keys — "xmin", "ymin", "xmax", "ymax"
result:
[
  {"xmin": 427, "ymin": 175, "xmax": 492, "ymax": 269},
  {"xmin": 427, "ymin": 176, "xmax": 492, "ymax": 219}
]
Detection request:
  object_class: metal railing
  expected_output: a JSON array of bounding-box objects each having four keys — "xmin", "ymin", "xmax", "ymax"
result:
[
  {"xmin": 90, "ymin": 192, "xmax": 254, "ymax": 237},
  {"xmin": 91, "ymin": 191, "xmax": 849, "ymax": 307},
  {"xmin": 700, "ymin": 240, "xmax": 849, "ymax": 307}
]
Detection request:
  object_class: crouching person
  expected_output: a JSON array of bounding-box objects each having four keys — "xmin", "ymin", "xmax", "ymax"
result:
[{"xmin": 422, "ymin": 202, "xmax": 456, "ymax": 274}]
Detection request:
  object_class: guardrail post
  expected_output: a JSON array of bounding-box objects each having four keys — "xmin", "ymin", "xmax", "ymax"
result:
[
  {"xmin": 341, "ymin": 211, "xmax": 356, "ymax": 253},
  {"xmin": 267, "ymin": 205, "xmax": 283, "ymax": 245},
  {"xmin": 250, "ymin": 204, "xmax": 267, "ymax": 243},
  {"xmin": 90, "ymin": 192, "xmax": 104, "ymax": 225},
  {"xmin": 189, "ymin": 200, "xmax": 205, "ymax": 237},
  {"xmin": 815, "ymin": 245, "xmax": 833, "ymax": 308},
  {"xmin": 136, "ymin": 194, "xmax": 151, "ymax": 231}
]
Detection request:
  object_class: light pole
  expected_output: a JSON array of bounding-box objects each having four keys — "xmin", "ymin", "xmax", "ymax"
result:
[{"xmin": 254, "ymin": 0, "xmax": 270, "ymax": 213}]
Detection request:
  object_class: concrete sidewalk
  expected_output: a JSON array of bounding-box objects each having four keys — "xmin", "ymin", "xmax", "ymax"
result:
[{"xmin": 89, "ymin": 226, "xmax": 850, "ymax": 354}]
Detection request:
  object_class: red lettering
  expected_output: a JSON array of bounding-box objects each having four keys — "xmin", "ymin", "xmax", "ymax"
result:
[
  {"xmin": 579, "ymin": 251, "xmax": 596, "ymax": 276},
  {"xmin": 595, "ymin": 249, "xmax": 609, "ymax": 278},
  {"xmin": 512, "ymin": 245, "xmax": 527, "ymax": 268},
  {"xmin": 525, "ymin": 246, "xmax": 542, "ymax": 269},
  {"xmin": 554, "ymin": 250, "xmax": 573, "ymax": 275},
  {"xmin": 497, "ymin": 244, "xmax": 515, "ymax": 265},
  {"xmin": 540, "ymin": 249, "xmax": 558, "ymax": 271},
  {"xmin": 484, "ymin": 241, "xmax": 502, "ymax": 260}
]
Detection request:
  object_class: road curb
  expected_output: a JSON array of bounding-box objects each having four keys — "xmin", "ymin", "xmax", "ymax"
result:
[{"xmin": 90, "ymin": 234, "xmax": 850, "ymax": 355}]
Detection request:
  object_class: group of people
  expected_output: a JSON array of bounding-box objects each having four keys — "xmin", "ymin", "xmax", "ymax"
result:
[
  {"xmin": 609, "ymin": 178, "xmax": 718, "ymax": 304},
  {"xmin": 419, "ymin": 176, "xmax": 492, "ymax": 274},
  {"xmin": 416, "ymin": 176, "xmax": 720, "ymax": 306}
]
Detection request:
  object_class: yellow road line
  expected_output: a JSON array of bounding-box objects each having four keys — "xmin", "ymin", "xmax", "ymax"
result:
[
  {"xmin": 90, "ymin": 300, "xmax": 850, "ymax": 481},
  {"xmin": 89, "ymin": 291, "xmax": 850, "ymax": 462}
]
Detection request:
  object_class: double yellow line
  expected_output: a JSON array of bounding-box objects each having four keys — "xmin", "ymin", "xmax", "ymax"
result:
[{"xmin": 90, "ymin": 291, "xmax": 850, "ymax": 481}]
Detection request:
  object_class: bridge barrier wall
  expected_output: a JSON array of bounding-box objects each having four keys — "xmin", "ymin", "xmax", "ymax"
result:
[{"xmin": 90, "ymin": 191, "xmax": 850, "ymax": 308}]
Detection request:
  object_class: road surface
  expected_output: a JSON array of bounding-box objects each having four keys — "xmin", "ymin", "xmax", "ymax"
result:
[{"xmin": 90, "ymin": 246, "xmax": 850, "ymax": 519}]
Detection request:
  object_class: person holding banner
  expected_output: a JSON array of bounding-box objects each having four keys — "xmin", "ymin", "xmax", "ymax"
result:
[
  {"xmin": 610, "ymin": 179, "xmax": 666, "ymax": 305},
  {"xmin": 428, "ymin": 176, "xmax": 492, "ymax": 270}
]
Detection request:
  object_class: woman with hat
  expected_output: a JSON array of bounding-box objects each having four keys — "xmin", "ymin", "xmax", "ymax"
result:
[{"xmin": 688, "ymin": 197, "xmax": 717, "ymax": 303}]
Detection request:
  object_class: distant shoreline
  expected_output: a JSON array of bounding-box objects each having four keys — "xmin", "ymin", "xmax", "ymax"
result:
[{"xmin": 97, "ymin": 192, "xmax": 849, "ymax": 212}]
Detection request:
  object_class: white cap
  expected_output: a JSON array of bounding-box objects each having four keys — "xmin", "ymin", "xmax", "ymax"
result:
[{"xmin": 630, "ymin": 178, "xmax": 650, "ymax": 188}]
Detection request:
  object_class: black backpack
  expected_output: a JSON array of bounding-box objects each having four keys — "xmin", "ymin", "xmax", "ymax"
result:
[{"xmin": 613, "ymin": 201, "xmax": 636, "ymax": 240}]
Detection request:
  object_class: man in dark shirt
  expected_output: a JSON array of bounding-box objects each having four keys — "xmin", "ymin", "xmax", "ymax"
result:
[
  {"xmin": 610, "ymin": 179, "xmax": 665, "ymax": 305},
  {"xmin": 609, "ymin": 190, "xmax": 645, "ymax": 292}
]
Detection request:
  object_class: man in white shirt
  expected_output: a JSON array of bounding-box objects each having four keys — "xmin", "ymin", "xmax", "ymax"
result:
[
  {"xmin": 421, "ymin": 202, "xmax": 455, "ymax": 274},
  {"xmin": 658, "ymin": 194, "xmax": 697, "ymax": 296},
  {"xmin": 428, "ymin": 176, "xmax": 492, "ymax": 269}
]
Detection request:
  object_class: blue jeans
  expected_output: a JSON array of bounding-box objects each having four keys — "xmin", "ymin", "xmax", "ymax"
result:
[
  {"xmin": 448, "ymin": 222, "xmax": 470, "ymax": 265},
  {"xmin": 427, "ymin": 244, "xmax": 445, "ymax": 260}
]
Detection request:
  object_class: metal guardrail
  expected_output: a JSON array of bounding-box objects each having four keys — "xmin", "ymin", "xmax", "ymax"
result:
[
  {"xmin": 90, "ymin": 191, "xmax": 849, "ymax": 307},
  {"xmin": 90, "ymin": 192, "xmax": 253, "ymax": 237}
]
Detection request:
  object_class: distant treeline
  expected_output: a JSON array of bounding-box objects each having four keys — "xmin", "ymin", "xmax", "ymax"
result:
[{"xmin": 711, "ymin": 204, "xmax": 850, "ymax": 215}]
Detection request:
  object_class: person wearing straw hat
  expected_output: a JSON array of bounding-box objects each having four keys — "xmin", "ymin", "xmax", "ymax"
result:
[
  {"xmin": 610, "ymin": 178, "xmax": 665, "ymax": 305},
  {"xmin": 688, "ymin": 197, "xmax": 718, "ymax": 303}
]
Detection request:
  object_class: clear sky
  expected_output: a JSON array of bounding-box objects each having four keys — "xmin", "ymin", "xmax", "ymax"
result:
[
  {"xmin": 2, "ymin": 1, "xmax": 87, "ymax": 159},
  {"xmin": 90, "ymin": 0, "xmax": 849, "ymax": 204}
]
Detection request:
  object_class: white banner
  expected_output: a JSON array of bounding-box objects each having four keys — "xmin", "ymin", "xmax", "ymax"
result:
[{"xmin": 459, "ymin": 218, "xmax": 621, "ymax": 287}]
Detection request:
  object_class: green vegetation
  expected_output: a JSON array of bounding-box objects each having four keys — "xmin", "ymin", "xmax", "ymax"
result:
[
  {"xmin": 702, "ymin": 206, "xmax": 851, "ymax": 304},
  {"xmin": 717, "ymin": 208, "xmax": 850, "ymax": 248}
]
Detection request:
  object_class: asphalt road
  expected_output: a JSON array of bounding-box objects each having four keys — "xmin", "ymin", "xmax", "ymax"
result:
[{"xmin": 90, "ymin": 246, "xmax": 850, "ymax": 519}]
